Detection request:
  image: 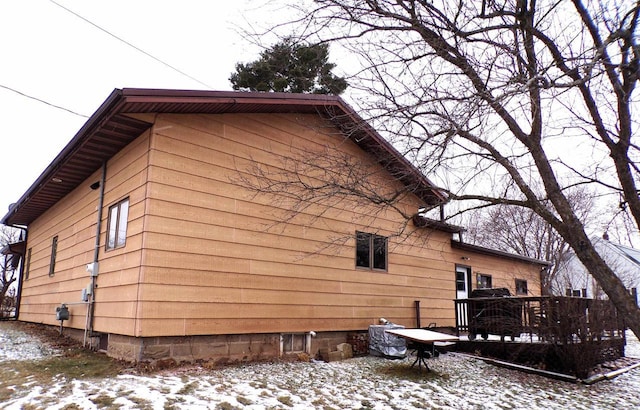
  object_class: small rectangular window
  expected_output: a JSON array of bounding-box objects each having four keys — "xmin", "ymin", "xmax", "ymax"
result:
[
  {"xmin": 355, "ymin": 231, "xmax": 388, "ymax": 271},
  {"xmin": 106, "ymin": 198, "xmax": 129, "ymax": 250},
  {"xmin": 566, "ymin": 288, "xmax": 586, "ymax": 297},
  {"xmin": 477, "ymin": 273, "xmax": 492, "ymax": 289},
  {"xmin": 24, "ymin": 248, "xmax": 32, "ymax": 280},
  {"xmin": 49, "ymin": 236, "xmax": 58, "ymax": 277},
  {"xmin": 515, "ymin": 279, "xmax": 528, "ymax": 295},
  {"xmin": 282, "ymin": 333, "xmax": 307, "ymax": 353}
]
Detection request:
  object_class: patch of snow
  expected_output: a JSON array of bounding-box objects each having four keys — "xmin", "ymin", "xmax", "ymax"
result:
[
  {"xmin": 0, "ymin": 325, "xmax": 59, "ymax": 362},
  {"xmin": 1, "ymin": 324, "xmax": 640, "ymax": 409},
  {"xmin": 626, "ymin": 330, "xmax": 640, "ymax": 358}
]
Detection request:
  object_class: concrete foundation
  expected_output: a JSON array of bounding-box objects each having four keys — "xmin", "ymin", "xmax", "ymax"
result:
[
  {"xmin": 43, "ymin": 323, "xmax": 370, "ymax": 365},
  {"xmin": 106, "ymin": 330, "xmax": 367, "ymax": 364},
  {"xmin": 107, "ymin": 333, "xmax": 282, "ymax": 364}
]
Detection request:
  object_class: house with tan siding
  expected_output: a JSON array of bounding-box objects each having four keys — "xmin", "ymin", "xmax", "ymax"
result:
[{"xmin": 2, "ymin": 89, "xmax": 547, "ymax": 363}]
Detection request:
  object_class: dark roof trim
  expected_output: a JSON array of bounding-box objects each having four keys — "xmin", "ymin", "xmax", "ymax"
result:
[
  {"xmin": 412, "ymin": 215, "xmax": 465, "ymax": 233},
  {"xmin": 1, "ymin": 240, "xmax": 25, "ymax": 256},
  {"xmin": 2, "ymin": 89, "xmax": 153, "ymax": 226},
  {"xmin": 2, "ymin": 88, "xmax": 446, "ymax": 226},
  {"xmin": 451, "ymin": 240, "xmax": 550, "ymax": 266}
]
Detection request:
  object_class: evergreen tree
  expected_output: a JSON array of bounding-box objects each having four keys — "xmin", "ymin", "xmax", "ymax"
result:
[{"xmin": 230, "ymin": 39, "xmax": 347, "ymax": 95}]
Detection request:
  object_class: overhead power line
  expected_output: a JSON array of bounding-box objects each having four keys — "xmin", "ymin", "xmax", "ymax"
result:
[
  {"xmin": 49, "ymin": 0, "xmax": 214, "ymax": 89},
  {"xmin": 0, "ymin": 84, "xmax": 89, "ymax": 118}
]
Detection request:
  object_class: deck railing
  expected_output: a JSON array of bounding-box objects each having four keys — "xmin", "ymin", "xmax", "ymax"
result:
[{"xmin": 454, "ymin": 295, "xmax": 625, "ymax": 343}]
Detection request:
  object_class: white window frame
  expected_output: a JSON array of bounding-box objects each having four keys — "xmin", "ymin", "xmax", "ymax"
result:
[
  {"xmin": 280, "ymin": 333, "xmax": 311, "ymax": 355},
  {"xmin": 106, "ymin": 198, "xmax": 129, "ymax": 251}
]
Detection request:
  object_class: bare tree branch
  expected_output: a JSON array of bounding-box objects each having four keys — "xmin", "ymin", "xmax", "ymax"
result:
[{"xmin": 240, "ymin": 0, "xmax": 640, "ymax": 339}]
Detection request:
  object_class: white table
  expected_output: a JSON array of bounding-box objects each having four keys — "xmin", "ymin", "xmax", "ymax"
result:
[{"xmin": 385, "ymin": 328, "xmax": 459, "ymax": 371}]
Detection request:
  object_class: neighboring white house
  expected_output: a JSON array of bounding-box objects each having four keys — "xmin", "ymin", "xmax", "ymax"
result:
[{"xmin": 558, "ymin": 236, "xmax": 640, "ymax": 303}]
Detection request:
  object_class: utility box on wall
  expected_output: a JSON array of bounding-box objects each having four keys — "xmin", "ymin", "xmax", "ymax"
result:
[
  {"xmin": 86, "ymin": 262, "xmax": 99, "ymax": 277},
  {"xmin": 81, "ymin": 283, "xmax": 92, "ymax": 302},
  {"xmin": 55, "ymin": 304, "xmax": 69, "ymax": 321}
]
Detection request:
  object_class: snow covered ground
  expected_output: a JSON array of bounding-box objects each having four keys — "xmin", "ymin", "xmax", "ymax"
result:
[
  {"xmin": 0, "ymin": 324, "xmax": 59, "ymax": 362},
  {"xmin": 1, "ymin": 326, "xmax": 639, "ymax": 409}
]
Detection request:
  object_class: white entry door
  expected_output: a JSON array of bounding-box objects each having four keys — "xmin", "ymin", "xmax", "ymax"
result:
[{"xmin": 456, "ymin": 265, "xmax": 471, "ymax": 299}]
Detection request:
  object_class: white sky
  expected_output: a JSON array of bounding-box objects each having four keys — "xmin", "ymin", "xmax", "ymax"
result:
[
  {"xmin": 1, "ymin": 1, "xmax": 636, "ymax": 245},
  {"xmin": 0, "ymin": 0, "xmax": 276, "ymax": 218}
]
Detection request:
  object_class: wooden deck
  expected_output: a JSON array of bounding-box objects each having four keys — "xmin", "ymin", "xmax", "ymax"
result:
[{"xmin": 454, "ymin": 296, "xmax": 626, "ymax": 378}]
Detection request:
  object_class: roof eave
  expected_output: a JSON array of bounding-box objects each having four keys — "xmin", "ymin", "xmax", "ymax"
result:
[
  {"xmin": 1, "ymin": 89, "xmax": 153, "ymax": 226},
  {"xmin": 412, "ymin": 215, "xmax": 464, "ymax": 233},
  {"xmin": 451, "ymin": 240, "xmax": 551, "ymax": 266},
  {"xmin": 2, "ymin": 88, "xmax": 446, "ymax": 226}
]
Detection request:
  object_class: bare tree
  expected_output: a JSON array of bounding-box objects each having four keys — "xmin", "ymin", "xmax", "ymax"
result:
[
  {"xmin": 0, "ymin": 225, "xmax": 20, "ymax": 317},
  {"xmin": 242, "ymin": 1, "xmax": 640, "ymax": 338},
  {"xmin": 558, "ymin": 236, "xmax": 640, "ymax": 300},
  {"xmin": 466, "ymin": 188, "xmax": 596, "ymax": 295},
  {"xmin": 234, "ymin": 137, "xmax": 433, "ymax": 255}
]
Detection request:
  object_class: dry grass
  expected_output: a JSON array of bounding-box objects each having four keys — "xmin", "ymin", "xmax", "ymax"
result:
[
  {"xmin": 0, "ymin": 351, "xmax": 124, "ymax": 401},
  {"xmin": 0, "ymin": 321, "xmax": 126, "ymax": 404}
]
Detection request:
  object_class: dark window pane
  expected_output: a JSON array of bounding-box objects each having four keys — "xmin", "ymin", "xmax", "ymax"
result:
[
  {"xmin": 282, "ymin": 334, "xmax": 293, "ymax": 352},
  {"xmin": 478, "ymin": 274, "xmax": 492, "ymax": 289},
  {"xmin": 456, "ymin": 271, "xmax": 466, "ymax": 291},
  {"xmin": 49, "ymin": 236, "xmax": 58, "ymax": 277},
  {"xmin": 356, "ymin": 232, "xmax": 370, "ymax": 268},
  {"xmin": 372, "ymin": 235, "xmax": 387, "ymax": 270},
  {"xmin": 292, "ymin": 334, "xmax": 305, "ymax": 351},
  {"xmin": 516, "ymin": 279, "xmax": 528, "ymax": 295},
  {"xmin": 282, "ymin": 334, "xmax": 306, "ymax": 353},
  {"xmin": 25, "ymin": 248, "xmax": 32, "ymax": 280}
]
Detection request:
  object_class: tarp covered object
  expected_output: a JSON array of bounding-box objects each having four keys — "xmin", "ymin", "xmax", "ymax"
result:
[{"xmin": 368, "ymin": 324, "xmax": 407, "ymax": 358}]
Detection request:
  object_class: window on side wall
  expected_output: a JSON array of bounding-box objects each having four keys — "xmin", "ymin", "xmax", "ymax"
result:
[
  {"xmin": 49, "ymin": 236, "xmax": 58, "ymax": 277},
  {"xmin": 281, "ymin": 333, "xmax": 308, "ymax": 354},
  {"xmin": 24, "ymin": 247, "xmax": 32, "ymax": 280},
  {"xmin": 106, "ymin": 198, "xmax": 130, "ymax": 251},
  {"xmin": 355, "ymin": 231, "xmax": 388, "ymax": 271},
  {"xmin": 515, "ymin": 279, "xmax": 528, "ymax": 295},
  {"xmin": 477, "ymin": 273, "xmax": 492, "ymax": 289}
]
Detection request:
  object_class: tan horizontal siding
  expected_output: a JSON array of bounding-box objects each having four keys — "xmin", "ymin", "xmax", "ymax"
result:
[
  {"xmin": 137, "ymin": 306, "xmax": 456, "ymax": 337},
  {"xmin": 140, "ymin": 303, "xmax": 412, "ymax": 320},
  {"xmin": 19, "ymin": 132, "xmax": 149, "ymax": 334},
  {"xmin": 137, "ymin": 114, "xmax": 463, "ymax": 335},
  {"xmin": 137, "ymin": 318, "xmax": 386, "ymax": 337},
  {"xmin": 141, "ymin": 264, "xmax": 453, "ymax": 292},
  {"xmin": 137, "ymin": 278, "xmax": 450, "ymax": 306},
  {"xmin": 147, "ymin": 165, "xmax": 403, "ymax": 229},
  {"xmin": 151, "ymin": 115, "xmax": 417, "ymax": 225},
  {"xmin": 19, "ymin": 113, "xmax": 541, "ymax": 339},
  {"xmin": 92, "ymin": 316, "xmax": 136, "ymax": 335},
  {"xmin": 143, "ymin": 234, "xmax": 350, "ymax": 271}
]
